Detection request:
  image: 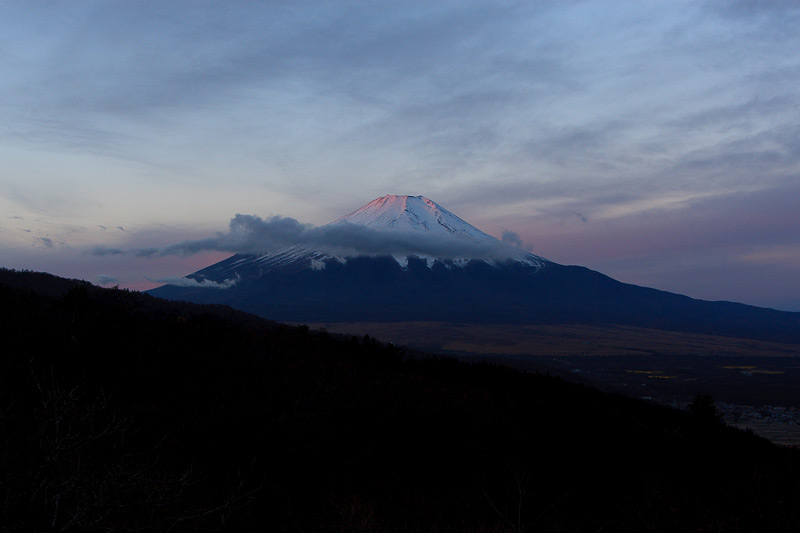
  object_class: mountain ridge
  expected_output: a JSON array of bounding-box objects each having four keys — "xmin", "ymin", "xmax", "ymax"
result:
[{"xmin": 149, "ymin": 196, "xmax": 800, "ymax": 344}]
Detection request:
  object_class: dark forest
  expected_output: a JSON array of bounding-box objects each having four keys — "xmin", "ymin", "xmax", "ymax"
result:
[{"xmin": 2, "ymin": 268, "xmax": 799, "ymax": 531}]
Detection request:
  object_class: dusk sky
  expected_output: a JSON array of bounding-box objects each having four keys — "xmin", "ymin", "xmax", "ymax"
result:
[{"xmin": 2, "ymin": 1, "xmax": 799, "ymax": 311}]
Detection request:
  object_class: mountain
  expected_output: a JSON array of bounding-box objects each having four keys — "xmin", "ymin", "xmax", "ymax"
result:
[
  {"xmin": 149, "ymin": 195, "xmax": 800, "ymax": 343},
  {"xmin": 182, "ymin": 194, "xmax": 544, "ymax": 281}
]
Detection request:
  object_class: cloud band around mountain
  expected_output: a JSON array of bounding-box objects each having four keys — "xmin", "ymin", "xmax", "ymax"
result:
[{"xmin": 93, "ymin": 214, "xmax": 532, "ymax": 261}]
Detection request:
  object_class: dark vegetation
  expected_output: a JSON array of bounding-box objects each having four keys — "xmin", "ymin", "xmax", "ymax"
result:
[{"xmin": 2, "ymin": 268, "xmax": 800, "ymax": 532}]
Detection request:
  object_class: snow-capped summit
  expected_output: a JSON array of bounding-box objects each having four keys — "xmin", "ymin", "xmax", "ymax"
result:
[
  {"xmin": 335, "ymin": 195, "xmax": 496, "ymax": 243},
  {"xmin": 328, "ymin": 194, "xmax": 544, "ymax": 268}
]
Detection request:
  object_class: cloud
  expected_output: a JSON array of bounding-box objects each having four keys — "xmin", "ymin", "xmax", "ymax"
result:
[
  {"xmin": 737, "ymin": 245, "xmax": 800, "ymax": 267},
  {"xmin": 152, "ymin": 276, "xmax": 238, "ymax": 290},
  {"xmin": 708, "ymin": 0, "xmax": 800, "ymax": 19},
  {"xmin": 97, "ymin": 213, "xmax": 529, "ymax": 261},
  {"xmin": 90, "ymin": 245, "xmax": 126, "ymax": 256},
  {"xmin": 501, "ymin": 230, "xmax": 523, "ymax": 247},
  {"xmin": 37, "ymin": 237, "xmax": 54, "ymax": 248},
  {"xmin": 96, "ymin": 274, "xmax": 119, "ymax": 285},
  {"xmin": 186, "ymin": 214, "xmax": 531, "ymax": 260},
  {"xmin": 0, "ymin": 2, "xmax": 569, "ymax": 177}
]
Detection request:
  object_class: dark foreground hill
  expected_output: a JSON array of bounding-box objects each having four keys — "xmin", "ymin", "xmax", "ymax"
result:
[{"xmin": 3, "ymin": 268, "xmax": 800, "ymax": 532}]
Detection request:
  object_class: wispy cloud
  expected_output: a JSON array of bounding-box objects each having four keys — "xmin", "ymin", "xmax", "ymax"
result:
[
  {"xmin": 737, "ymin": 245, "xmax": 800, "ymax": 267},
  {"xmin": 151, "ymin": 276, "xmax": 238, "ymax": 290},
  {"xmin": 96, "ymin": 274, "xmax": 119, "ymax": 285},
  {"xmin": 500, "ymin": 229, "xmax": 523, "ymax": 247},
  {"xmin": 90, "ymin": 246, "xmax": 125, "ymax": 256}
]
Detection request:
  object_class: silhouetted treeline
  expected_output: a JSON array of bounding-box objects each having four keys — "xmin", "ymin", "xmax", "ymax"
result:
[{"xmin": 1, "ymin": 268, "xmax": 799, "ymax": 532}]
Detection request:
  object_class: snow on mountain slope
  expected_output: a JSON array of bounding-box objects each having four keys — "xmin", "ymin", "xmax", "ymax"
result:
[
  {"xmin": 330, "ymin": 195, "xmax": 545, "ymax": 267},
  {"xmin": 190, "ymin": 195, "xmax": 545, "ymax": 283},
  {"xmin": 336, "ymin": 195, "xmax": 497, "ymax": 242}
]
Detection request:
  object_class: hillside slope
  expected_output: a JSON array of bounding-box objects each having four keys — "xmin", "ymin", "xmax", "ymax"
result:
[{"xmin": 3, "ymin": 268, "xmax": 800, "ymax": 532}]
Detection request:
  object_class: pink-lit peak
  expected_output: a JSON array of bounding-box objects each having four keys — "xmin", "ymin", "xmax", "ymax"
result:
[{"xmin": 335, "ymin": 195, "xmax": 497, "ymax": 241}]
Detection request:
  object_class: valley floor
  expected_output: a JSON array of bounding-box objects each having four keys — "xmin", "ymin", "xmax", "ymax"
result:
[
  {"xmin": 721, "ymin": 404, "xmax": 800, "ymax": 447},
  {"xmin": 304, "ymin": 321, "xmax": 800, "ymax": 358}
]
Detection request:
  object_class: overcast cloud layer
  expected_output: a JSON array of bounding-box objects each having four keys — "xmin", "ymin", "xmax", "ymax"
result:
[{"xmin": 1, "ymin": 1, "xmax": 799, "ymax": 310}]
